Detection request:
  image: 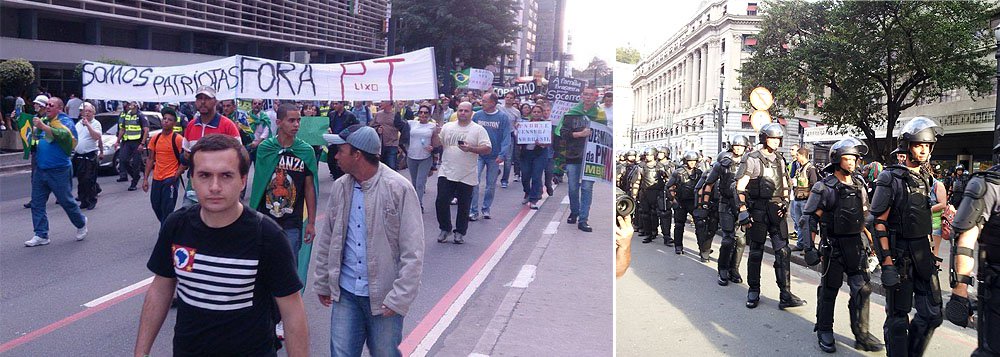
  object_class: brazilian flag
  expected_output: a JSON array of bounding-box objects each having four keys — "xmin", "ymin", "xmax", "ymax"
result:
[
  {"xmin": 451, "ymin": 68, "xmax": 471, "ymax": 88},
  {"xmin": 16, "ymin": 112, "xmax": 34, "ymax": 160}
]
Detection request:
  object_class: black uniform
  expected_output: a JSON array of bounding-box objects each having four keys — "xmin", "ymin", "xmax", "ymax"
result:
[
  {"xmin": 656, "ymin": 159, "xmax": 674, "ymax": 245},
  {"xmin": 950, "ymin": 173, "xmax": 970, "ymax": 208},
  {"xmin": 694, "ymin": 170, "xmax": 721, "ymax": 260},
  {"xmin": 948, "ymin": 165, "xmax": 1000, "ymax": 356},
  {"xmin": 737, "ymin": 149, "xmax": 803, "ymax": 308},
  {"xmin": 704, "ymin": 151, "xmax": 746, "ymax": 284},
  {"xmin": 870, "ymin": 164, "xmax": 943, "ymax": 356},
  {"xmin": 666, "ymin": 165, "xmax": 702, "ymax": 253},
  {"xmin": 637, "ymin": 162, "xmax": 666, "ymax": 240},
  {"xmin": 804, "ymin": 174, "xmax": 882, "ymax": 350}
]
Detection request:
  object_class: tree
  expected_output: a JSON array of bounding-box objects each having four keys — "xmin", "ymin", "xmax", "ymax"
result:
[
  {"xmin": 739, "ymin": 0, "xmax": 997, "ymax": 162},
  {"xmin": 616, "ymin": 47, "xmax": 641, "ymax": 64},
  {"xmin": 0, "ymin": 59, "xmax": 35, "ymax": 98},
  {"xmin": 395, "ymin": 0, "xmax": 521, "ymax": 93},
  {"xmin": 585, "ymin": 57, "xmax": 611, "ymax": 87}
]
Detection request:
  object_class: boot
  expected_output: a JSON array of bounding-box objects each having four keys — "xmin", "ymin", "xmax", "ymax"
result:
[
  {"xmin": 776, "ymin": 253, "xmax": 805, "ymax": 309},
  {"xmin": 746, "ymin": 289, "xmax": 760, "ymax": 309},
  {"xmin": 717, "ymin": 244, "xmax": 733, "ymax": 286},
  {"xmin": 730, "ymin": 239, "xmax": 745, "ymax": 283},
  {"xmin": 818, "ymin": 330, "xmax": 836, "ymax": 353},
  {"xmin": 849, "ymin": 286, "xmax": 884, "ymax": 352},
  {"xmin": 642, "ymin": 236, "xmax": 654, "ymax": 243},
  {"xmin": 729, "ymin": 270, "xmax": 743, "ymax": 284},
  {"xmin": 717, "ymin": 271, "xmax": 730, "ymax": 286}
]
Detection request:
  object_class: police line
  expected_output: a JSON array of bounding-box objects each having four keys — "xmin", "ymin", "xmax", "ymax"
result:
[{"xmin": 81, "ymin": 47, "xmax": 439, "ymax": 103}]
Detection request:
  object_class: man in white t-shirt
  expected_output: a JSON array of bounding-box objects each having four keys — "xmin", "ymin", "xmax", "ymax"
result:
[
  {"xmin": 73, "ymin": 102, "xmax": 103, "ymax": 210},
  {"xmin": 602, "ymin": 92, "xmax": 613, "ymax": 128},
  {"xmin": 66, "ymin": 94, "xmax": 83, "ymax": 119},
  {"xmin": 435, "ymin": 102, "xmax": 492, "ymax": 244}
]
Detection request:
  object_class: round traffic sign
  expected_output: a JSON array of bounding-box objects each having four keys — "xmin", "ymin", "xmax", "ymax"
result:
[
  {"xmin": 750, "ymin": 110, "xmax": 772, "ymax": 132},
  {"xmin": 749, "ymin": 87, "xmax": 774, "ymax": 111}
]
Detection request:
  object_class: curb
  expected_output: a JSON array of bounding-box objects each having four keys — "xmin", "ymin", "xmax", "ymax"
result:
[{"xmin": 0, "ymin": 163, "xmax": 31, "ymax": 175}]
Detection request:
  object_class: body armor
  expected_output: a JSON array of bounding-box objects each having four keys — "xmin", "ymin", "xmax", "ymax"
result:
[
  {"xmin": 746, "ymin": 150, "xmax": 787, "ymax": 200},
  {"xmin": 882, "ymin": 166, "xmax": 934, "ymax": 239},
  {"xmin": 819, "ymin": 175, "xmax": 865, "ymax": 237},
  {"xmin": 717, "ymin": 152, "xmax": 741, "ymax": 201},
  {"xmin": 673, "ymin": 167, "xmax": 701, "ymax": 201}
]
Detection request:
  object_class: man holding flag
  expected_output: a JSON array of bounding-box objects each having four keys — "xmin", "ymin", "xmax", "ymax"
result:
[
  {"xmin": 25, "ymin": 97, "xmax": 89, "ymax": 247},
  {"xmin": 556, "ymin": 87, "xmax": 606, "ymax": 232},
  {"xmin": 248, "ymin": 103, "xmax": 318, "ymax": 339},
  {"xmin": 14, "ymin": 95, "xmax": 48, "ymax": 209}
]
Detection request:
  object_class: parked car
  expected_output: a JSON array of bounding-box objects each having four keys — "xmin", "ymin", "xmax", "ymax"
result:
[{"xmin": 94, "ymin": 111, "xmax": 163, "ymax": 175}]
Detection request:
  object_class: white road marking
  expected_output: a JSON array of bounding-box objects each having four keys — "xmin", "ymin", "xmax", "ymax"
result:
[
  {"xmin": 83, "ymin": 276, "xmax": 154, "ymax": 308},
  {"xmin": 510, "ymin": 265, "xmax": 537, "ymax": 288},
  {"xmin": 543, "ymin": 221, "xmax": 560, "ymax": 235},
  {"xmin": 468, "ymin": 354, "xmax": 490, "ymax": 357}
]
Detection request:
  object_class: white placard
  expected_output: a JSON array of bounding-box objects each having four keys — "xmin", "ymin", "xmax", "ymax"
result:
[
  {"xmin": 583, "ymin": 121, "xmax": 613, "ymax": 183},
  {"xmin": 468, "ymin": 68, "xmax": 495, "ymax": 90},
  {"xmin": 82, "ymin": 48, "xmax": 439, "ymax": 102},
  {"xmin": 516, "ymin": 121, "xmax": 552, "ymax": 144}
]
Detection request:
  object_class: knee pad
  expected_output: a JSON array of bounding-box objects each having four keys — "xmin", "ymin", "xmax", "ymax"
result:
[
  {"xmin": 885, "ymin": 314, "xmax": 909, "ymax": 334},
  {"xmin": 748, "ymin": 243, "xmax": 765, "ymax": 261},
  {"xmin": 775, "ymin": 245, "xmax": 791, "ymax": 261},
  {"xmin": 848, "ymin": 274, "xmax": 872, "ymax": 297}
]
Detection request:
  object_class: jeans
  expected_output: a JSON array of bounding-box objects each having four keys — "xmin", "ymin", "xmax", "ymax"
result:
[
  {"xmin": 469, "ymin": 157, "xmax": 500, "ymax": 214},
  {"xmin": 436, "ymin": 177, "xmax": 473, "ymax": 235},
  {"xmin": 73, "ymin": 152, "xmax": 99, "ymax": 208},
  {"xmin": 118, "ymin": 140, "xmax": 142, "ymax": 184},
  {"xmin": 407, "ymin": 157, "xmax": 433, "ymax": 208},
  {"xmin": 791, "ymin": 199, "xmax": 809, "ymax": 248},
  {"xmin": 565, "ymin": 163, "xmax": 594, "ymax": 222},
  {"xmin": 150, "ymin": 177, "xmax": 180, "ymax": 224},
  {"xmin": 330, "ymin": 287, "xmax": 403, "ymax": 357},
  {"xmin": 501, "ymin": 144, "xmax": 517, "ymax": 184},
  {"xmin": 519, "ymin": 148, "xmax": 546, "ymax": 202},
  {"xmin": 381, "ymin": 146, "xmax": 399, "ymax": 170},
  {"xmin": 284, "ymin": 227, "xmax": 302, "ymax": 266},
  {"xmin": 31, "ymin": 165, "xmax": 87, "ymax": 238}
]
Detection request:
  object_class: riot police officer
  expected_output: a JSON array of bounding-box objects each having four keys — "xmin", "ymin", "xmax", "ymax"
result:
[
  {"xmin": 617, "ymin": 149, "xmax": 640, "ymax": 197},
  {"xmin": 694, "ymin": 154, "xmax": 722, "ymax": 262},
  {"xmin": 656, "ymin": 146, "xmax": 674, "ymax": 246},
  {"xmin": 946, "ymin": 142, "xmax": 1000, "ymax": 356},
  {"xmin": 666, "ymin": 151, "xmax": 703, "ymax": 255},
  {"xmin": 637, "ymin": 148, "xmax": 666, "ymax": 243},
  {"xmin": 735, "ymin": 123, "xmax": 805, "ymax": 310},
  {"xmin": 801, "ymin": 138, "xmax": 884, "ymax": 353},
  {"xmin": 950, "ymin": 164, "xmax": 970, "ymax": 208},
  {"xmin": 701, "ymin": 134, "xmax": 750, "ymax": 285},
  {"xmin": 870, "ymin": 117, "xmax": 944, "ymax": 356}
]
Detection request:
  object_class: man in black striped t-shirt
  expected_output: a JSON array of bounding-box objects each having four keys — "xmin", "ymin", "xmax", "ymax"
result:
[{"xmin": 135, "ymin": 134, "xmax": 309, "ymax": 356}]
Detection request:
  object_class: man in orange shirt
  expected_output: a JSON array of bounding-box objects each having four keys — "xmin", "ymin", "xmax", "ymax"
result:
[{"xmin": 143, "ymin": 107, "xmax": 187, "ymax": 223}]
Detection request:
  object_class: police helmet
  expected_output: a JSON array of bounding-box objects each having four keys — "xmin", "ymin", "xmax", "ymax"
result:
[
  {"xmin": 682, "ymin": 150, "xmax": 700, "ymax": 162},
  {"xmin": 825, "ymin": 137, "xmax": 868, "ymax": 173},
  {"xmin": 955, "ymin": 164, "xmax": 965, "ymax": 172},
  {"xmin": 758, "ymin": 123, "xmax": 784, "ymax": 147},
  {"xmin": 729, "ymin": 134, "xmax": 750, "ymax": 150},
  {"xmin": 658, "ymin": 146, "xmax": 671, "ymax": 159},
  {"xmin": 895, "ymin": 116, "xmax": 943, "ymax": 153}
]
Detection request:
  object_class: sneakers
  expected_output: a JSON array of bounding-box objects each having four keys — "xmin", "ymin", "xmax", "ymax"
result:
[
  {"xmin": 450, "ymin": 198, "xmax": 458, "ymax": 205},
  {"xmin": 275, "ymin": 321, "xmax": 285, "ymax": 340},
  {"xmin": 116, "ymin": 177, "xmax": 128, "ymax": 182},
  {"xmin": 453, "ymin": 233, "xmax": 465, "ymax": 244},
  {"xmin": 437, "ymin": 230, "xmax": 450, "ymax": 243},
  {"xmin": 24, "ymin": 236, "xmax": 50, "ymax": 247},
  {"xmin": 500, "ymin": 182, "xmax": 508, "ymax": 188},
  {"xmin": 76, "ymin": 216, "xmax": 88, "ymax": 241},
  {"xmin": 522, "ymin": 197, "xmax": 530, "ymax": 205},
  {"xmin": 546, "ymin": 186, "xmax": 554, "ymax": 196},
  {"xmin": 529, "ymin": 202, "xmax": 539, "ymax": 210},
  {"xmin": 482, "ymin": 210, "xmax": 491, "ymax": 219},
  {"xmin": 127, "ymin": 185, "xmax": 138, "ymax": 191},
  {"xmin": 513, "ymin": 175, "xmax": 520, "ymax": 182},
  {"xmin": 469, "ymin": 212, "xmax": 480, "ymax": 221}
]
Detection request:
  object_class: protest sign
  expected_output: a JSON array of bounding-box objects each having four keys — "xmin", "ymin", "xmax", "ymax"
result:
[
  {"xmin": 452, "ymin": 68, "xmax": 494, "ymax": 90},
  {"xmin": 583, "ymin": 121, "xmax": 613, "ymax": 182},
  {"xmin": 82, "ymin": 48, "xmax": 438, "ymax": 102},
  {"xmin": 494, "ymin": 81, "xmax": 541, "ymax": 98},
  {"xmin": 516, "ymin": 121, "xmax": 552, "ymax": 144},
  {"xmin": 545, "ymin": 76, "xmax": 585, "ymax": 102},
  {"xmin": 548, "ymin": 99, "xmax": 576, "ymax": 122},
  {"xmin": 296, "ymin": 116, "xmax": 330, "ymax": 146}
]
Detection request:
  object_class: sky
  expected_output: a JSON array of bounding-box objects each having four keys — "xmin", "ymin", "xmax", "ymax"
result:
[{"xmin": 565, "ymin": 0, "xmax": 706, "ymax": 67}]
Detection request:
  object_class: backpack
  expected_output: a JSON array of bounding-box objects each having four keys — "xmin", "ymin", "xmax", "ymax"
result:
[{"xmin": 152, "ymin": 131, "xmax": 183, "ymax": 165}]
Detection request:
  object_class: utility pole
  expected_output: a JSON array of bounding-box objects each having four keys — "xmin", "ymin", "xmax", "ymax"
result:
[{"xmin": 716, "ymin": 74, "xmax": 726, "ymax": 155}]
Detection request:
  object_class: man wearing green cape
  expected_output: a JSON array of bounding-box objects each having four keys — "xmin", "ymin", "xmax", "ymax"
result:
[
  {"xmin": 249, "ymin": 103, "xmax": 318, "ymax": 291},
  {"xmin": 555, "ymin": 88, "xmax": 606, "ymax": 232}
]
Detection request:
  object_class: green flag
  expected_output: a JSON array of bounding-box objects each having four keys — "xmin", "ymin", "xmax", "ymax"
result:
[
  {"xmin": 16, "ymin": 113, "xmax": 34, "ymax": 160},
  {"xmin": 451, "ymin": 68, "xmax": 471, "ymax": 88},
  {"xmin": 297, "ymin": 116, "xmax": 330, "ymax": 146}
]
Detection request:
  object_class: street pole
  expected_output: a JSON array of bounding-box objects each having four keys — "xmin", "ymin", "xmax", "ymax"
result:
[
  {"xmin": 994, "ymin": 25, "xmax": 1000, "ymax": 164},
  {"xmin": 717, "ymin": 74, "xmax": 725, "ymax": 155}
]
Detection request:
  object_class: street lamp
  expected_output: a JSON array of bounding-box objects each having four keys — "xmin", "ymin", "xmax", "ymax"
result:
[
  {"xmin": 994, "ymin": 25, "xmax": 1000, "ymax": 164},
  {"xmin": 713, "ymin": 74, "xmax": 730, "ymax": 155}
]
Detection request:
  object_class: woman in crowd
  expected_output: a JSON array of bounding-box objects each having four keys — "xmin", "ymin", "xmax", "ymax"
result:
[
  {"xmin": 519, "ymin": 103, "xmax": 533, "ymax": 120},
  {"xmin": 519, "ymin": 105, "xmax": 551, "ymax": 209},
  {"xmin": 407, "ymin": 104, "xmax": 440, "ymax": 211}
]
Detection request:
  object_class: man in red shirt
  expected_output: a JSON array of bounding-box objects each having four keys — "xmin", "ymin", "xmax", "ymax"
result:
[{"xmin": 181, "ymin": 86, "xmax": 241, "ymax": 207}]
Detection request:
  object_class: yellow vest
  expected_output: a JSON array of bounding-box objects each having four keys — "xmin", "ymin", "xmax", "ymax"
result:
[{"xmin": 120, "ymin": 113, "xmax": 142, "ymax": 141}]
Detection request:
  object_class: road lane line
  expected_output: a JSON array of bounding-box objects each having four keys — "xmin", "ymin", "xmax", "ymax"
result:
[
  {"xmin": 83, "ymin": 277, "xmax": 154, "ymax": 307},
  {"xmin": 402, "ymin": 195, "xmax": 548, "ymax": 357},
  {"xmin": 542, "ymin": 221, "xmax": 559, "ymax": 235},
  {"xmin": 509, "ymin": 265, "xmax": 536, "ymax": 289},
  {"xmin": 0, "ymin": 280, "xmax": 151, "ymax": 353}
]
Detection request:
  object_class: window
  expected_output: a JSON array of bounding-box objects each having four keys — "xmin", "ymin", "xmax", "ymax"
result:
[
  {"xmin": 747, "ymin": 3, "xmax": 758, "ymax": 16},
  {"xmin": 742, "ymin": 34, "xmax": 757, "ymax": 52}
]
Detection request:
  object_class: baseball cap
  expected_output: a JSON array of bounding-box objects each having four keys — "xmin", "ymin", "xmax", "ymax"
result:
[
  {"xmin": 195, "ymin": 86, "xmax": 217, "ymax": 98},
  {"xmin": 33, "ymin": 95, "xmax": 49, "ymax": 106},
  {"xmin": 329, "ymin": 124, "xmax": 381, "ymax": 156}
]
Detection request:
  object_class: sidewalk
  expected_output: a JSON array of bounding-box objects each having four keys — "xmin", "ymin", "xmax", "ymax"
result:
[
  {"xmin": 441, "ymin": 181, "xmax": 614, "ymax": 357},
  {"xmin": 0, "ymin": 151, "xmax": 30, "ymax": 174}
]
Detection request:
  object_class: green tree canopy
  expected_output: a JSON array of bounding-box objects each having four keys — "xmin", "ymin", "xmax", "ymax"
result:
[
  {"xmin": 395, "ymin": 0, "xmax": 521, "ymax": 92},
  {"xmin": 584, "ymin": 57, "xmax": 611, "ymax": 87},
  {"xmin": 739, "ymin": 0, "xmax": 997, "ymax": 161},
  {"xmin": 616, "ymin": 47, "xmax": 641, "ymax": 64},
  {"xmin": 0, "ymin": 59, "xmax": 35, "ymax": 97}
]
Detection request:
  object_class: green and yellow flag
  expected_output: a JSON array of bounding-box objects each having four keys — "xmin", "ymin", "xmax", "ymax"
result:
[{"xmin": 16, "ymin": 113, "xmax": 34, "ymax": 159}]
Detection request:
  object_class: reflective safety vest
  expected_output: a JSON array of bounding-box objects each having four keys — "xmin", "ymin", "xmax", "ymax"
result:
[{"xmin": 120, "ymin": 112, "xmax": 142, "ymax": 141}]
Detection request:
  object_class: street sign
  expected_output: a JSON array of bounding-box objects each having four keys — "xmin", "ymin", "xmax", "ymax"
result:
[
  {"xmin": 750, "ymin": 110, "xmax": 772, "ymax": 131},
  {"xmin": 749, "ymin": 86, "xmax": 774, "ymax": 111}
]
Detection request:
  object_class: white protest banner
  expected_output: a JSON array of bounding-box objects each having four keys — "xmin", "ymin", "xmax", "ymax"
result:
[
  {"xmin": 467, "ymin": 68, "xmax": 495, "ymax": 90},
  {"xmin": 82, "ymin": 47, "xmax": 438, "ymax": 102},
  {"xmin": 516, "ymin": 121, "xmax": 552, "ymax": 144},
  {"xmin": 583, "ymin": 121, "xmax": 613, "ymax": 183},
  {"xmin": 548, "ymin": 100, "xmax": 575, "ymax": 122}
]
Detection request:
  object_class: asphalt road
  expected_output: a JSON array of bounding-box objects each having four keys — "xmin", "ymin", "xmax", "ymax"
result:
[
  {"xmin": 617, "ymin": 226, "xmax": 979, "ymax": 356},
  {"xmin": 0, "ymin": 163, "xmax": 612, "ymax": 356}
]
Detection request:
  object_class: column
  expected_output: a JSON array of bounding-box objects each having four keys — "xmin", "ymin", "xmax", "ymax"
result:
[{"xmin": 702, "ymin": 44, "xmax": 710, "ymax": 105}]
